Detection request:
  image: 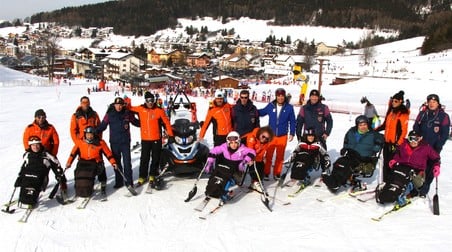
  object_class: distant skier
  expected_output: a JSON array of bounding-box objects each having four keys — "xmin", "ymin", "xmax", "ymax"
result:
[{"xmin": 360, "ymin": 96, "xmax": 379, "ymax": 129}]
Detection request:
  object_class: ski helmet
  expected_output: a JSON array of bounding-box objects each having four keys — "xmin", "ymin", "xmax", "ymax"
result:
[
  {"xmin": 226, "ymin": 131, "xmax": 240, "ymax": 144},
  {"xmin": 355, "ymin": 115, "xmax": 368, "ymax": 127},
  {"xmin": 84, "ymin": 126, "xmax": 96, "ymax": 134}
]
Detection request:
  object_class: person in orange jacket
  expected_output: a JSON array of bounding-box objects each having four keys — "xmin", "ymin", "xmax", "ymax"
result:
[
  {"xmin": 66, "ymin": 126, "xmax": 117, "ymax": 197},
  {"xmin": 130, "ymin": 91, "xmax": 174, "ymax": 187},
  {"xmin": 23, "ymin": 109, "xmax": 60, "ymax": 156},
  {"xmin": 70, "ymin": 96, "xmax": 101, "ymax": 143},
  {"xmin": 375, "ymin": 90, "xmax": 410, "ymax": 183},
  {"xmin": 199, "ymin": 89, "xmax": 233, "ymax": 146},
  {"xmin": 245, "ymin": 126, "xmax": 274, "ymax": 192}
]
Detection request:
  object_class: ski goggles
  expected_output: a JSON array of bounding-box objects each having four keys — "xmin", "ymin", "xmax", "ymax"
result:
[
  {"xmin": 28, "ymin": 136, "xmax": 42, "ymax": 145},
  {"xmin": 408, "ymin": 135, "xmax": 421, "ymax": 142},
  {"xmin": 146, "ymin": 98, "xmax": 155, "ymax": 103},
  {"xmin": 226, "ymin": 136, "xmax": 240, "ymax": 143},
  {"xmin": 427, "ymin": 94, "xmax": 439, "ymax": 102}
]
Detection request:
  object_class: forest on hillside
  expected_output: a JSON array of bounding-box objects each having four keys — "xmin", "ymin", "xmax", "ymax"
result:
[{"xmin": 26, "ymin": 0, "xmax": 452, "ymax": 53}]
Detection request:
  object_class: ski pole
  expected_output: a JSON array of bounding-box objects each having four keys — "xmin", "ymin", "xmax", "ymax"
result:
[
  {"xmin": 2, "ymin": 187, "xmax": 17, "ymax": 214},
  {"xmin": 278, "ymin": 158, "xmax": 293, "ymax": 188},
  {"xmin": 184, "ymin": 162, "xmax": 208, "ymax": 202},
  {"xmin": 117, "ymin": 168, "xmax": 138, "ymax": 196},
  {"xmin": 433, "ymin": 177, "xmax": 440, "ymax": 215},
  {"xmin": 253, "ymin": 162, "xmax": 272, "ymax": 212},
  {"xmin": 49, "ymin": 168, "xmax": 69, "ymax": 199}
]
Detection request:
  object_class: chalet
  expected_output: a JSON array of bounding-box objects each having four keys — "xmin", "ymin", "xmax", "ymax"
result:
[
  {"xmin": 186, "ymin": 53, "xmax": 211, "ymax": 67},
  {"xmin": 79, "ymin": 48, "xmax": 121, "ymax": 62},
  {"xmin": 212, "ymin": 75, "xmax": 240, "ymax": 89},
  {"xmin": 274, "ymin": 54, "xmax": 295, "ymax": 67},
  {"xmin": 147, "ymin": 49, "xmax": 184, "ymax": 66},
  {"xmin": 316, "ymin": 42, "xmax": 338, "ymax": 56},
  {"xmin": 226, "ymin": 56, "xmax": 249, "ymax": 69},
  {"xmin": 102, "ymin": 52, "xmax": 141, "ymax": 80}
]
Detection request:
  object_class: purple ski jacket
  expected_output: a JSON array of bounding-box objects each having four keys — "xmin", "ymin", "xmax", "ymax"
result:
[
  {"xmin": 206, "ymin": 143, "xmax": 256, "ymax": 172},
  {"xmin": 392, "ymin": 139, "xmax": 440, "ymax": 171}
]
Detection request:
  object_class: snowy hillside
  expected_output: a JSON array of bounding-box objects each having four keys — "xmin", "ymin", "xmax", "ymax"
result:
[{"xmin": 1, "ymin": 33, "xmax": 452, "ymax": 251}]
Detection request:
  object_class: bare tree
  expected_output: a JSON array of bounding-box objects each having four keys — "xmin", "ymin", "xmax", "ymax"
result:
[
  {"xmin": 360, "ymin": 33, "xmax": 376, "ymax": 65},
  {"xmin": 39, "ymin": 32, "xmax": 60, "ymax": 81}
]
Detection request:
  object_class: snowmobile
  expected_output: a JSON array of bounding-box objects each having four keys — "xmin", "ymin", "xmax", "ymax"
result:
[{"xmin": 160, "ymin": 88, "xmax": 209, "ymax": 176}]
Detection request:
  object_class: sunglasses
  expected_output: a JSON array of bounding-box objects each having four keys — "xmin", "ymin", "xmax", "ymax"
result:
[
  {"xmin": 36, "ymin": 115, "xmax": 46, "ymax": 119},
  {"xmin": 240, "ymin": 96, "xmax": 249, "ymax": 99},
  {"xmin": 146, "ymin": 98, "xmax": 155, "ymax": 103},
  {"xmin": 260, "ymin": 135, "xmax": 270, "ymax": 142},
  {"xmin": 408, "ymin": 136, "xmax": 421, "ymax": 142}
]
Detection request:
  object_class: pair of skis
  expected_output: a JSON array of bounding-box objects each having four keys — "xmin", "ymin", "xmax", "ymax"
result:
[{"xmin": 195, "ymin": 190, "xmax": 245, "ymax": 220}]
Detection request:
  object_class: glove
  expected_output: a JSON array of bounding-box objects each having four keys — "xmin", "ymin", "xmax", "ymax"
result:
[
  {"xmin": 238, "ymin": 161, "xmax": 247, "ymax": 172},
  {"xmin": 390, "ymin": 144, "xmax": 397, "ymax": 152},
  {"xmin": 322, "ymin": 155, "xmax": 331, "ymax": 169},
  {"xmin": 433, "ymin": 165, "xmax": 440, "ymax": 177},
  {"xmin": 389, "ymin": 159, "xmax": 397, "ymax": 169},
  {"xmin": 340, "ymin": 148, "xmax": 347, "ymax": 156},
  {"xmin": 205, "ymin": 157, "xmax": 215, "ymax": 173},
  {"xmin": 168, "ymin": 136, "xmax": 175, "ymax": 144}
]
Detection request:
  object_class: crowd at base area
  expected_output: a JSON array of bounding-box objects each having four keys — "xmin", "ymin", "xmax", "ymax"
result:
[{"xmin": 9, "ymin": 88, "xmax": 450, "ymax": 213}]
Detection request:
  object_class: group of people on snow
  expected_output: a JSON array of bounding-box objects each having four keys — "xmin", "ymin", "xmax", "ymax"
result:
[{"xmin": 12, "ymin": 86, "xmax": 450, "ymax": 213}]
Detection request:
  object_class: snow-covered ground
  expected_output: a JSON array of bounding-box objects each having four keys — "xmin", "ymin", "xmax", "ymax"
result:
[{"xmin": 1, "ymin": 33, "xmax": 452, "ymax": 251}]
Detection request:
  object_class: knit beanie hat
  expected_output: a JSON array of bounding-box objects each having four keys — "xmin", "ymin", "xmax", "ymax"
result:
[
  {"xmin": 34, "ymin": 109, "xmax": 46, "ymax": 117},
  {"xmin": 309, "ymin": 89, "xmax": 320, "ymax": 97},
  {"xmin": 392, "ymin": 90, "xmax": 404, "ymax": 100}
]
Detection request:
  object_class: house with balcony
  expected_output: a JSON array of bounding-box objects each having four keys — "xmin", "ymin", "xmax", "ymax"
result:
[
  {"xmin": 186, "ymin": 53, "xmax": 211, "ymax": 67},
  {"xmin": 102, "ymin": 52, "xmax": 141, "ymax": 80}
]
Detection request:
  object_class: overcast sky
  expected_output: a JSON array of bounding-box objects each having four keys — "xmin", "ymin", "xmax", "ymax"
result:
[{"xmin": 1, "ymin": 0, "xmax": 109, "ymax": 21}]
